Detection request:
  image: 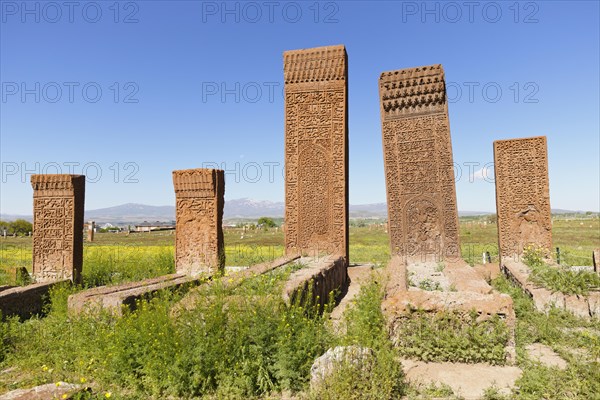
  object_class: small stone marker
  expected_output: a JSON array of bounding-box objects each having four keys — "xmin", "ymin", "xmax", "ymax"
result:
[
  {"xmin": 87, "ymin": 221, "xmax": 95, "ymax": 242},
  {"xmin": 173, "ymin": 168, "xmax": 225, "ymax": 275}
]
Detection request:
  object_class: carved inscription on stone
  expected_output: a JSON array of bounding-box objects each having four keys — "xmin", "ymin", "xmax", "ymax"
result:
[
  {"xmin": 173, "ymin": 168, "xmax": 224, "ymax": 275},
  {"xmin": 379, "ymin": 65, "xmax": 460, "ymax": 261},
  {"xmin": 494, "ymin": 137, "xmax": 552, "ymax": 259},
  {"xmin": 284, "ymin": 45, "xmax": 348, "ymax": 261},
  {"xmin": 31, "ymin": 174, "xmax": 85, "ymax": 283}
]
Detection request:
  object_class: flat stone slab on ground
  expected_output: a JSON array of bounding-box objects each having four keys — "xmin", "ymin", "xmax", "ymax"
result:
[
  {"xmin": 443, "ymin": 260, "xmax": 493, "ymax": 294},
  {"xmin": 0, "ymin": 382, "xmax": 83, "ymax": 400},
  {"xmin": 502, "ymin": 259, "xmax": 600, "ymax": 319},
  {"xmin": 383, "ymin": 289, "xmax": 514, "ymax": 320},
  {"xmin": 407, "ymin": 261, "xmax": 451, "ymax": 291},
  {"xmin": 525, "ymin": 343, "xmax": 567, "ymax": 369},
  {"xmin": 473, "ymin": 262, "xmax": 501, "ymax": 283},
  {"xmin": 0, "ymin": 280, "xmax": 69, "ymax": 320},
  {"xmin": 68, "ymin": 273, "xmax": 202, "ymax": 315},
  {"xmin": 401, "ymin": 359, "xmax": 522, "ymax": 400}
]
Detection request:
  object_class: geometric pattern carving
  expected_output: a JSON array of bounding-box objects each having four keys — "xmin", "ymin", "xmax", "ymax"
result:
[
  {"xmin": 494, "ymin": 136, "xmax": 552, "ymax": 260},
  {"xmin": 283, "ymin": 45, "xmax": 348, "ymax": 261},
  {"xmin": 173, "ymin": 168, "xmax": 225, "ymax": 275},
  {"xmin": 379, "ymin": 65, "xmax": 461, "ymax": 261},
  {"xmin": 31, "ymin": 174, "xmax": 85, "ymax": 283}
]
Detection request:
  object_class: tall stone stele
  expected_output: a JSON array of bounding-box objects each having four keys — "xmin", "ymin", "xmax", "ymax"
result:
[
  {"xmin": 494, "ymin": 136, "xmax": 552, "ymax": 263},
  {"xmin": 31, "ymin": 174, "xmax": 85, "ymax": 283},
  {"xmin": 379, "ymin": 65, "xmax": 461, "ymax": 262},
  {"xmin": 283, "ymin": 44, "xmax": 349, "ymax": 262},
  {"xmin": 173, "ymin": 168, "xmax": 225, "ymax": 275}
]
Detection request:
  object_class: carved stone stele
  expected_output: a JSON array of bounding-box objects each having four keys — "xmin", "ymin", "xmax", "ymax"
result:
[
  {"xmin": 173, "ymin": 168, "xmax": 224, "ymax": 275},
  {"xmin": 494, "ymin": 136, "xmax": 552, "ymax": 261},
  {"xmin": 379, "ymin": 64, "xmax": 460, "ymax": 262},
  {"xmin": 283, "ymin": 44, "xmax": 349, "ymax": 262},
  {"xmin": 31, "ymin": 174, "xmax": 85, "ymax": 283}
]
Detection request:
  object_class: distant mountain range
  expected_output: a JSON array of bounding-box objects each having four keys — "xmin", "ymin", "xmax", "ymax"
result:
[{"xmin": 0, "ymin": 199, "xmax": 593, "ymax": 225}]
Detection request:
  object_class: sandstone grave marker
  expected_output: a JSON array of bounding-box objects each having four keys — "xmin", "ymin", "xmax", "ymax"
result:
[
  {"xmin": 283, "ymin": 44, "xmax": 348, "ymax": 261},
  {"xmin": 31, "ymin": 174, "xmax": 85, "ymax": 283},
  {"xmin": 379, "ymin": 64, "xmax": 460, "ymax": 261},
  {"xmin": 494, "ymin": 136, "xmax": 552, "ymax": 261},
  {"xmin": 173, "ymin": 168, "xmax": 225, "ymax": 275}
]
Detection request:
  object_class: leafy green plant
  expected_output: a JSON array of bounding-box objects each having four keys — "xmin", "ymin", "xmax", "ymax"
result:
[
  {"xmin": 309, "ymin": 279, "xmax": 406, "ymax": 399},
  {"xmin": 418, "ymin": 279, "xmax": 442, "ymax": 291},
  {"xmin": 1, "ymin": 261, "xmax": 338, "ymax": 398},
  {"xmin": 524, "ymin": 245, "xmax": 600, "ymax": 295},
  {"xmin": 493, "ymin": 275, "xmax": 600, "ymax": 399},
  {"xmin": 391, "ymin": 309, "xmax": 509, "ymax": 365}
]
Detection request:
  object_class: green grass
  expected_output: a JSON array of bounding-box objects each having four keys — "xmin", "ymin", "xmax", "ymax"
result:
[
  {"xmin": 0, "ymin": 265, "xmax": 335, "ymax": 398},
  {"xmin": 0, "ymin": 217, "xmax": 599, "ymax": 398},
  {"xmin": 309, "ymin": 277, "xmax": 407, "ymax": 399},
  {"xmin": 390, "ymin": 309, "xmax": 509, "ymax": 365},
  {"xmin": 493, "ymin": 276, "xmax": 600, "ymax": 399},
  {"xmin": 524, "ymin": 245, "xmax": 600, "ymax": 295}
]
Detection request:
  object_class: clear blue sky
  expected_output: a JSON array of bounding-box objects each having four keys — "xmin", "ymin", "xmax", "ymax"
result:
[{"xmin": 1, "ymin": 1, "xmax": 599, "ymax": 215}]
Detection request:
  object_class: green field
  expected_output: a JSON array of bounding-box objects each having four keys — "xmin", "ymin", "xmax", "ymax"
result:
[
  {"xmin": 2, "ymin": 217, "xmax": 598, "ymax": 286},
  {"xmin": 0, "ymin": 216, "xmax": 599, "ymax": 398}
]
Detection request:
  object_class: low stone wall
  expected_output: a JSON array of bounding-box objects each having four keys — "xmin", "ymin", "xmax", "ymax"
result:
[
  {"xmin": 0, "ymin": 280, "xmax": 69, "ymax": 320},
  {"xmin": 501, "ymin": 259, "xmax": 600, "ymax": 319},
  {"xmin": 68, "ymin": 274, "xmax": 202, "ymax": 315},
  {"xmin": 382, "ymin": 289, "xmax": 517, "ymax": 364},
  {"xmin": 282, "ymin": 256, "xmax": 348, "ymax": 312},
  {"xmin": 0, "ymin": 382, "xmax": 84, "ymax": 400}
]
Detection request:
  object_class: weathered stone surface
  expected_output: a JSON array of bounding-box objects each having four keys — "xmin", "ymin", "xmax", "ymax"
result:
[
  {"xmin": 443, "ymin": 260, "xmax": 493, "ymax": 294},
  {"xmin": 384, "ymin": 255, "xmax": 408, "ymax": 296},
  {"xmin": 473, "ymin": 262, "xmax": 501, "ymax": 283},
  {"xmin": 283, "ymin": 256, "xmax": 348, "ymax": 311},
  {"xmin": 31, "ymin": 174, "xmax": 85, "ymax": 283},
  {"xmin": 525, "ymin": 343, "xmax": 567, "ymax": 369},
  {"xmin": 283, "ymin": 45, "xmax": 348, "ymax": 262},
  {"xmin": 501, "ymin": 259, "xmax": 600, "ymax": 318},
  {"xmin": 310, "ymin": 346, "xmax": 374, "ymax": 387},
  {"xmin": 594, "ymin": 248, "xmax": 600, "ymax": 274},
  {"xmin": 0, "ymin": 280, "xmax": 69, "ymax": 319},
  {"xmin": 383, "ymin": 290, "xmax": 515, "ymax": 322},
  {"xmin": 494, "ymin": 137, "xmax": 552, "ymax": 262},
  {"xmin": 0, "ymin": 382, "xmax": 83, "ymax": 400},
  {"xmin": 379, "ymin": 65, "xmax": 460, "ymax": 263},
  {"xmin": 173, "ymin": 168, "xmax": 225, "ymax": 275},
  {"xmin": 401, "ymin": 359, "xmax": 522, "ymax": 400},
  {"xmin": 68, "ymin": 274, "xmax": 200, "ymax": 315}
]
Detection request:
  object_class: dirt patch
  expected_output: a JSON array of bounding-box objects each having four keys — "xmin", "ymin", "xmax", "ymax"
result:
[
  {"xmin": 401, "ymin": 359, "xmax": 522, "ymax": 400},
  {"xmin": 525, "ymin": 343, "xmax": 567, "ymax": 369}
]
